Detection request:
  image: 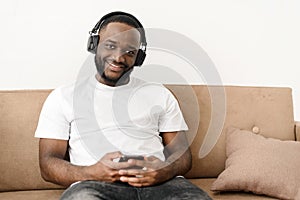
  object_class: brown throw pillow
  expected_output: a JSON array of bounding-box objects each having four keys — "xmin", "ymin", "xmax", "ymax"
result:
[{"xmin": 211, "ymin": 127, "xmax": 300, "ymax": 200}]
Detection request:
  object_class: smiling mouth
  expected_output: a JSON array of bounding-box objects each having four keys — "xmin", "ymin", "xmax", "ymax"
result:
[{"xmin": 107, "ymin": 62, "xmax": 125, "ymax": 72}]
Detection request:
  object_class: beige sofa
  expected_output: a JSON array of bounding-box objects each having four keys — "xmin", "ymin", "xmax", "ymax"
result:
[{"xmin": 0, "ymin": 85, "xmax": 299, "ymax": 200}]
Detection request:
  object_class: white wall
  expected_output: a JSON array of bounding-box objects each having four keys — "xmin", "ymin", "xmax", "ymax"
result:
[{"xmin": 0, "ymin": 0, "xmax": 299, "ymax": 120}]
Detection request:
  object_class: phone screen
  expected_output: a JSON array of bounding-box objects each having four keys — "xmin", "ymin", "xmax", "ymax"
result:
[{"xmin": 119, "ymin": 155, "xmax": 144, "ymax": 162}]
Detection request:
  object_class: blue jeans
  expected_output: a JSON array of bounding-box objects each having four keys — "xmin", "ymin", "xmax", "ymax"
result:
[{"xmin": 60, "ymin": 177, "xmax": 212, "ymax": 200}]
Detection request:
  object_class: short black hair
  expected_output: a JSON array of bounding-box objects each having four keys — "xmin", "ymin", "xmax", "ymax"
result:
[{"xmin": 98, "ymin": 14, "xmax": 146, "ymax": 45}]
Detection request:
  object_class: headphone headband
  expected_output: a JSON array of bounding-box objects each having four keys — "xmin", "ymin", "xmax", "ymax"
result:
[
  {"xmin": 90, "ymin": 11, "xmax": 146, "ymax": 44},
  {"xmin": 91, "ymin": 12, "xmax": 143, "ymax": 32}
]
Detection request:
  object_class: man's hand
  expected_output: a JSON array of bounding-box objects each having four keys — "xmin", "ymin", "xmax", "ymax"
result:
[
  {"xmin": 118, "ymin": 131, "xmax": 192, "ymax": 187},
  {"xmin": 84, "ymin": 151, "xmax": 137, "ymax": 182},
  {"xmin": 118, "ymin": 156, "xmax": 174, "ymax": 187}
]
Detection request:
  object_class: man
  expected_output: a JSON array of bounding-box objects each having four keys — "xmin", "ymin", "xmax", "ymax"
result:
[{"xmin": 35, "ymin": 11, "xmax": 211, "ymax": 200}]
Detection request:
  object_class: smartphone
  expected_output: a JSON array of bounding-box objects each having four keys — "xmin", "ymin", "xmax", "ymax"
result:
[{"xmin": 119, "ymin": 155, "xmax": 144, "ymax": 162}]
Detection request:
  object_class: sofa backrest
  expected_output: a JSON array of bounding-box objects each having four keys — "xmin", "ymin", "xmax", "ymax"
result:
[
  {"xmin": 165, "ymin": 85, "xmax": 295, "ymax": 178},
  {"xmin": 0, "ymin": 90, "xmax": 63, "ymax": 192},
  {"xmin": 0, "ymin": 86, "xmax": 295, "ymax": 191}
]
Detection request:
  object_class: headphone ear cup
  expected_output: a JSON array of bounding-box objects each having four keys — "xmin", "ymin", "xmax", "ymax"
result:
[
  {"xmin": 87, "ymin": 35, "xmax": 99, "ymax": 54},
  {"xmin": 134, "ymin": 49, "xmax": 146, "ymax": 66}
]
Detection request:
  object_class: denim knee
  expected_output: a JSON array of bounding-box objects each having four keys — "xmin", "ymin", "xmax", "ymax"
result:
[{"xmin": 60, "ymin": 181, "xmax": 101, "ymax": 200}]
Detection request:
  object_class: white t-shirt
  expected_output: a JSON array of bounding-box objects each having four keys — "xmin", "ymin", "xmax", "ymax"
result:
[{"xmin": 35, "ymin": 76, "xmax": 188, "ymax": 166}]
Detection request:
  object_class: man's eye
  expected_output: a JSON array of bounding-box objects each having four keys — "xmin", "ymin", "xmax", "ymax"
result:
[
  {"xmin": 105, "ymin": 44, "xmax": 115, "ymax": 49},
  {"xmin": 126, "ymin": 50, "xmax": 136, "ymax": 56}
]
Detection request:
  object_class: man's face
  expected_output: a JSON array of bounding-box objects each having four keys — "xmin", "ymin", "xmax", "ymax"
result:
[{"xmin": 95, "ymin": 22, "xmax": 141, "ymax": 85}]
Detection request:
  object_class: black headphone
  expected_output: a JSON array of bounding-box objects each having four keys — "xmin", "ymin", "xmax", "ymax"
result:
[{"xmin": 87, "ymin": 11, "xmax": 147, "ymax": 67}]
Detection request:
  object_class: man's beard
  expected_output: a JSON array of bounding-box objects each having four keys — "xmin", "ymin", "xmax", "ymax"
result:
[{"xmin": 94, "ymin": 56, "xmax": 133, "ymax": 85}]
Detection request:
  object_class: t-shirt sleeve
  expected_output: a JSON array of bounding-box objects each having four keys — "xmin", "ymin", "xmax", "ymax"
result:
[
  {"xmin": 35, "ymin": 88, "xmax": 70, "ymax": 140},
  {"xmin": 158, "ymin": 89, "xmax": 188, "ymax": 132}
]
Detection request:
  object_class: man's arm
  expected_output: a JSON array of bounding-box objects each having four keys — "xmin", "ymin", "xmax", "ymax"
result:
[
  {"xmin": 39, "ymin": 138, "xmax": 133, "ymax": 187},
  {"xmin": 161, "ymin": 131, "xmax": 192, "ymax": 177},
  {"xmin": 118, "ymin": 131, "xmax": 192, "ymax": 187},
  {"xmin": 39, "ymin": 138, "xmax": 88, "ymax": 187}
]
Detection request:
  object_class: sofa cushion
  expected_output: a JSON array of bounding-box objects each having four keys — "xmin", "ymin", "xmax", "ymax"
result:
[
  {"xmin": 0, "ymin": 90, "xmax": 63, "ymax": 192},
  {"xmin": 0, "ymin": 189, "xmax": 64, "ymax": 200},
  {"xmin": 211, "ymin": 127, "xmax": 300, "ymax": 199},
  {"xmin": 166, "ymin": 85, "xmax": 295, "ymax": 178},
  {"xmin": 190, "ymin": 178, "xmax": 278, "ymax": 200}
]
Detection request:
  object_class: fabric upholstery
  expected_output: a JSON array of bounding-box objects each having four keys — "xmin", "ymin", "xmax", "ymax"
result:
[
  {"xmin": 0, "ymin": 189, "xmax": 64, "ymax": 200},
  {"xmin": 296, "ymin": 121, "xmax": 300, "ymax": 141},
  {"xmin": 0, "ymin": 90, "xmax": 63, "ymax": 192},
  {"xmin": 166, "ymin": 85, "xmax": 295, "ymax": 178},
  {"xmin": 189, "ymin": 179, "xmax": 278, "ymax": 200},
  {"xmin": 211, "ymin": 127, "xmax": 300, "ymax": 199}
]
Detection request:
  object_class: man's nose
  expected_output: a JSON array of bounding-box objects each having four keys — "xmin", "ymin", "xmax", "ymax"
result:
[{"xmin": 113, "ymin": 50, "xmax": 126, "ymax": 63}]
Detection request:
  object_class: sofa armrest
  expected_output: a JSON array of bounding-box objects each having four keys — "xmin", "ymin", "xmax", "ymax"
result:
[{"xmin": 295, "ymin": 121, "xmax": 300, "ymax": 141}]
